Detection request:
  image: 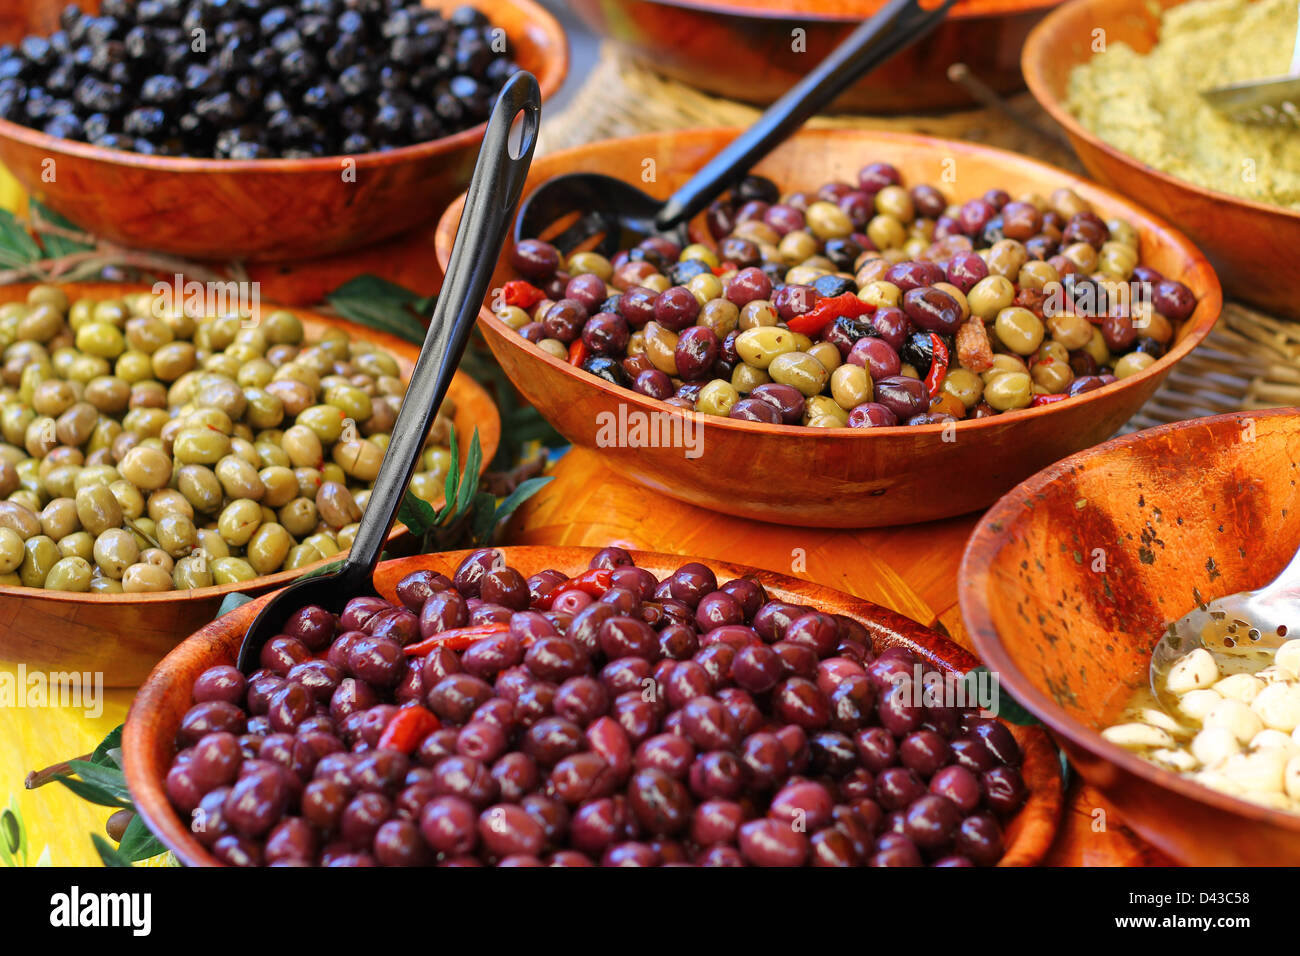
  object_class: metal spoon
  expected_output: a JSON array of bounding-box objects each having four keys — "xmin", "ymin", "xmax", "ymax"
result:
[
  {"xmin": 233, "ymin": 71, "xmax": 541, "ymax": 674},
  {"xmin": 1200, "ymin": 1, "xmax": 1300, "ymax": 125},
  {"xmin": 1150, "ymin": 542, "xmax": 1300, "ymax": 705},
  {"xmin": 515, "ymin": 0, "xmax": 956, "ymax": 255}
]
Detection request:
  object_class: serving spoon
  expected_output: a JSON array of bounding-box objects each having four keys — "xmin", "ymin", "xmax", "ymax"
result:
[
  {"xmin": 1150, "ymin": 541, "xmax": 1300, "ymax": 705},
  {"xmin": 234, "ymin": 71, "xmax": 540, "ymax": 673},
  {"xmin": 1200, "ymin": 1, "xmax": 1300, "ymax": 125},
  {"xmin": 515, "ymin": 0, "xmax": 956, "ymax": 255}
]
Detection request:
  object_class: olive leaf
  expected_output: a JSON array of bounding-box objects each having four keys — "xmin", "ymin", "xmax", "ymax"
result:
[
  {"xmin": 88, "ymin": 726, "xmax": 123, "ymax": 767},
  {"xmin": 116, "ymin": 814, "xmax": 167, "ymax": 863},
  {"xmin": 299, "ymin": 558, "xmax": 344, "ymax": 580},
  {"xmin": 29, "ymin": 201, "xmax": 95, "ymax": 257},
  {"xmin": 54, "ymin": 760, "xmax": 134, "ymax": 809},
  {"xmin": 325, "ymin": 275, "xmax": 433, "ymax": 346},
  {"xmin": 216, "ymin": 591, "xmax": 254, "ymax": 618},
  {"xmin": 91, "ymin": 834, "xmax": 132, "ymax": 868}
]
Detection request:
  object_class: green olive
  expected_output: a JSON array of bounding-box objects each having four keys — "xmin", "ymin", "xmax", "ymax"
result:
[
  {"xmin": 316, "ymin": 481, "xmax": 360, "ymax": 528},
  {"xmin": 941, "ymin": 368, "xmax": 983, "ymax": 409},
  {"xmin": 121, "ymin": 562, "xmax": 172, "ymax": 592},
  {"xmin": 151, "ymin": 342, "xmax": 197, "ymax": 382},
  {"xmin": 19, "ymin": 534, "xmax": 59, "ymax": 587},
  {"xmin": 768, "ymin": 351, "xmax": 830, "ymax": 397},
  {"xmin": 1046, "ymin": 312, "xmax": 1093, "ymax": 351},
  {"xmin": 642, "ymin": 322, "xmax": 679, "ymax": 376},
  {"xmin": 217, "ymin": 498, "xmax": 262, "ymax": 546},
  {"xmin": 247, "ymin": 521, "xmax": 292, "ymax": 575},
  {"xmin": 984, "ymin": 371, "xmax": 1033, "ymax": 411},
  {"xmin": 44, "ymin": 555, "xmax": 93, "ymax": 591},
  {"xmin": 215, "ymin": 454, "xmax": 266, "ymax": 500},
  {"xmin": 0, "ymin": 527, "xmax": 24, "ymax": 572},
  {"xmin": 140, "ymin": 547, "xmax": 173, "ymax": 572},
  {"xmin": 337, "ymin": 523, "xmax": 360, "ymax": 551},
  {"xmin": 1114, "ymin": 351, "xmax": 1156, "ymax": 379},
  {"xmin": 211, "ymin": 556, "xmax": 257, "ymax": 585},
  {"xmin": 303, "ymin": 532, "xmax": 339, "ymax": 558},
  {"xmin": 283, "ymin": 542, "xmax": 323, "ymax": 570},
  {"xmin": 177, "ymin": 464, "xmax": 224, "ymax": 513},
  {"xmin": 172, "ymin": 553, "xmax": 214, "ymax": 589},
  {"xmin": 108, "ymin": 480, "xmax": 145, "ymax": 520},
  {"xmin": 74, "ymin": 484, "xmax": 122, "ymax": 536},
  {"xmin": 39, "ymin": 497, "xmax": 80, "ymax": 540},
  {"xmin": 967, "ymin": 276, "xmax": 1016, "ymax": 320},
  {"xmin": 258, "ymin": 465, "xmax": 297, "ymax": 508},
  {"xmin": 734, "ymin": 327, "xmax": 798, "ymax": 370},
  {"xmin": 803, "ymin": 395, "xmax": 848, "ymax": 426},
  {"xmin": 696, "ymin": 380, "xmax": 739, "ymax": 418},
  {"xmin": 830, "ymin": 364, "xmax": 873, "ymax": 409},
  {"xmin": 58, "ymin": 530, "xmax": 94, "ymax": 561},
  {"xmin": 196, "ymin": 529, "xmax": 229, "ymax": 559},
  {"xmin": 155, "ymin": 512, "xmax": 197, "ymax": 558},
  {"xmin": 730, "ymin": 362, "xmax": 770, "ymax": 395},
  {"xmin": 296, "ymin": 404, "xmax": 347, "ymax": 443},
  {"xmin": 281, "ymin": 424, "xmax": 324, "ymax": 469},
  {"xmin": 92, "ymin": 528, "xmax": 139, "ymax": 579},
  {"xmin": 331, "ymin": 439, "xmax": 383, "ymax": 482},
  {"xmin": 323, "ymin": 384, "xmax": 372, "ymax": 423},
  {"xmin": 118, "ymin": 445, "xmax": 172, "ymax": 490},
  {"xmin": 994, "ymin": 307, "xmax": 1045, "ymax": 356},
  {"xmin": 805, "ymin": 200, "xmax": 853, "ymax": 240},
  {"xmin": 277, "ymin": 497, "xmax": 318, "ymax": 537},
  {"xmin": 74, "ymin": 322, "xmax": 126, "ymax": 360}
]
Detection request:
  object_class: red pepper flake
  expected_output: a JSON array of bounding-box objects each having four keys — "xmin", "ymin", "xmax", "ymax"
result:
[
  {"xmin": 568, "ymin": 339, "xmax": 589, "ymax": 367},
  {"xmin": 786, "ymin": 292, "xmax": 875, "ymax": 337},
  {"xmin": 1030, "ymin": 393, "xmax": 1068, "ymax": 407},
  {"xmin": 711, "ymin": 261, "xmax": 738, "ymax": 276},
  {"xmin": 402, "ymin": 622, "xmax": 511, "ymax": 656},
  {"xmin": 502, "ymin": 280, "xmax": 546, "ymax": 309},
  {"xmin": 376, "ymin": 705, "xmax": 441, "ymax": 754},
  {"xmin": 535, "ymin": 568, "xmax": 614, "ymax": 611},
  {"xmin": 923, "ymin": 332, "xmax": 950, "ymax": 399}
]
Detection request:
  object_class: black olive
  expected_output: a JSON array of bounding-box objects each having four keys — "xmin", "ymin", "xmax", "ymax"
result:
[
  {"xmin": 979, "ymin": 216, "xmax": 1005, "ymax": 246},
  {"xmin": 900, "ymin": 331, "xmax": 937, "ymax": 378},
  {"xmin": 733, "ymin": 174, "xmax": 780, "ymax": 205},
  {"xmin": 822, "ymin": 237, "xmax": 864, "ymax": 272},
  {"xmin": 597, "ymin": 294, "xmax": 623, "ymax": 315},
  {"xmin": 583, "ymin": 356, "xmax": 630, "ymax": 389},
  {"xmin": 122, "ymin": 105, "xmax": 167, "ymax": 136},
  {"xmin": 1133, "ymin": 337, "xmax": 1165, "ymax": 359},
  {"xmin": 813, "ymin": 275, "xmax": 856, "ymax": 298},
  {"xmin": 668, "ymin": 259, "xmax": 711, "ymax": 286},
  {"xmin": 43, "ymin": 112, "xmax": 84, "ymax": 139}
]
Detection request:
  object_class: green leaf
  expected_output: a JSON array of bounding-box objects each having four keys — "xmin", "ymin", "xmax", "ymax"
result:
[
  {"xmin": 0, "ymin": 209, "xmax": 41, "ymax": 261},
  {"xmin": 493, "ymin": 476, "xmax": 554, "ymax": 526},
  {"xmin": 116, "ymin": 814, "xmax": 166, "ymax": 863},
  {"xmin": 65, "ymin": 761, "xmax": 133, "ymax": 805},
  {"xmin": 216, "ymin": 592, "xmax": 253, "ymax": 618},
  {"xmin": 325, "ymin": 275, "xmax": 431, "ymax": 345},
  {"xmin": 89, "ymin": 725, "xmax": 124, "ymax": 767},
  {"xmin": 53, "ymin": 775, "xmax": 132, "ymax": 810},
  {"xmin": 91, "ymin": 834, "xmax": 131, "ymax": 868},
  {"xmin": 438, "ymin": 423, "xmax": 460, "ymax": 523},
  {"xmin": 30, "ymin": 200, "xmax": 94, "ymax": 256},
  {"xmin": 453, "ymin": 429, "xmax": 483, "ymax": 520},
  {"xmin": 397, "ymin": 491, "xmax": 438, "ymax": 538},
  {"xmin": 299, "ymin": 558, "xmax": 344, "ymax": 581}
]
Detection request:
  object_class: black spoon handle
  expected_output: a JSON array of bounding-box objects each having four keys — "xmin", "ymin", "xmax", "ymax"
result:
[
  {"xmin": 654, "ymin": 0, "xmax": 955, "ymax": 231},
  {"xmin": 343, "ymin": 71, "xmax": 540, "ymax": 577}
]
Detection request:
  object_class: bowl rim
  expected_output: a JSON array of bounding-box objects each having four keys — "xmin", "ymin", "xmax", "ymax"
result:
[
  {"xmin": 124, "ymin": 544, "xmax": 1064, "ymax": 866},
  {"xmin": 958, "ymin": 405, "xmax": 1300, "ymax": 833},
  {"xmin": 1021, "ymin": 0, "xmax": 1300, "ymax": 225},
  {"xmin": 0, "ymin": 281, "xmax": 501, "ymax": 606},
  {"xmin": 0, "ymin": 0, "xmax": 568, "ymax": 175},
  {"xmin": 436, "ymin": 125, "xmax": 1223, "ymax": 442},
  {"xmin": 584, "ymin": 0, "xmax": 1061, "ymax": 23}
]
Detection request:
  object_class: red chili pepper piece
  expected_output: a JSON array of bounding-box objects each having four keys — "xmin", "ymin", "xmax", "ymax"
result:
[
  {"xmin": 1030, "ymin": 393, "xmax": 1068, "ymax": 407},
  {"xmin": 568, "ymin": 339, "xmax": 588, "ymax": 366},
  {"xmin": 711, "ymin": 261, "xmax": 738, "ymax": 276},
  {"xmin": 402, "ymin": 622, "xmax": 511, "ymax": 656},
  {"xmin": 502, "ymin": 279, "xmax": 546, "ymax": 309},
  {"xmin": 535, "ymin": 568, "xmax": 615, "ymax": 611},
  {"xmin": 923, "ymin": 332, "xmax": 950, "ymax": 399},
  {"xmin": 786, "ymin": 292, "xmax": 874, "ymax": 337},
  {"xmin": 376, "ymin": 705, "xmax": 441, "ymax": 754}
]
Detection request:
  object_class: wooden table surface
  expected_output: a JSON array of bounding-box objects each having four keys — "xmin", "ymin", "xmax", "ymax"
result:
[{"xmin": 509, "ymin": 446, "xmax": 1173, "ymax": 866}]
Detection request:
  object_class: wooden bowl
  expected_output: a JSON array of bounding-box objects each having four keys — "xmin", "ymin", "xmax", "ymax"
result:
[
  {"xmin": 961, "ymin": 407, "xmax": 1300, "ymax": 865},
  {"xmin": 0, "ymin": 283, "xmax": 500, "ymax": 688},
  {"xmin": 435, "ymin": 127, "xmax": 1222, "ymax": 528},
  {"xmin": 1022, "ymin": 0, "xmax": 1300, "ymax": 318},
  {"xmin": 0, "ymin": 0, "xmax": 567, "ymax": 262},
  {"xmin": 566, "ymin": 0, "xmax": 1056, "ymax": 113},
  {"xmin": 123, "ymin": 545, "xmax": 1063, "ymax": 866}
]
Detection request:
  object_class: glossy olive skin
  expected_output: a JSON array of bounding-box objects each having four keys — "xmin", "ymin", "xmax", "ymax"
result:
[{"xmin": 165, "ymin": 551, "xmax": 1027, "ymax": 866}]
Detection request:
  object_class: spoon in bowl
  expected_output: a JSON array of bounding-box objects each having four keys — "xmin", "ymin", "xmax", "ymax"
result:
[
  {"xmin": 515, "ymin": 0, "xmax": 956, "ymax": 254},
  {"xmin": 1200, "ymin": 1, "xmax": 1300, "ymax": 125},
  {"xmin": 1150, "ymin": 541, "xmax": 1300, "ymax": 707},
  {"xmin": 234, "ymin": 71, "xmax": 540, "ymax": 673}
]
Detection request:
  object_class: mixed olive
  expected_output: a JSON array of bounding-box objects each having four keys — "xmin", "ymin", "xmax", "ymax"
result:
[
  {"xmin": 165, "ymin": 548, "xmax": 1028, "ymax": 866},
  {"xmin": 0, "ymin": 2, "xmax": 517, "ymax": 158},
  {"xmin": 499, "ymin": 165, "xmax": 1198, "ymax": 427},
  {"xmin": 0, "ymin": 285, "xmax": 456, "ymax": 593}
]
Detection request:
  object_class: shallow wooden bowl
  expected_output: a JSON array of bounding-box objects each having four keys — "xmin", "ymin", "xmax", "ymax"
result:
[
  {"xmin": 435, "ymin": 127, "xmax": 1222, "ymax": 528},
  {"xmin": 124, "ymin": 545, "xmax": 1063, "ymax": 866},
  {"xmin": 0, "ymin": 282, "xmax": 500, "ymax": 688},
  {"xmin": 0, "ymin": 0, "xmax": 567, "ymax": 262},
  {"xmin": 567, "ymin": 0, "xmax": 1056, "ymax": 113},
  {"xmin": 961, "ymin": 407, "xmax": 1300, "ymax": 865},
  {"xmin": 1022, "ymin": 0, "xmax": 1300, "ymax": 318}
]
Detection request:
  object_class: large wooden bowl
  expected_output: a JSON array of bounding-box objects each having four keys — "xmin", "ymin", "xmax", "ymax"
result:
[
  {"xmin": 1022, "ymin": 0, "xmax": 1300, "ymax": 318},
  {"xmin": 0, "ymin": 283, "xmax": 500, "ymax": 688},
  {"xmin": 436, "ymin": 128, "xmax": 1222, "ymax": 528},
  {"xmin": 124, "ymin": 545, "xmax": 1063, "ymax": 866},
  {"xmin": 961, "ymin": 407, "xmax": 1300, "ymax": 865},
  {"xmin": 0, "ymin": 0, "xmax": 567, "ymax": 262},
  {"xmin": 567, "ymin": 0, "xmax": 1056, "ymax": 113}
]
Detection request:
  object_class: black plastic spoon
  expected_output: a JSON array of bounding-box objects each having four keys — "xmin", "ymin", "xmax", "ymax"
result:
[
  {"xmin": 234, "ymin": 71, "xmax": 541, "ymax": 674},
  {"xmin": 515, "ymin": 0, "xmax": 955, "ymax": 255}
]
